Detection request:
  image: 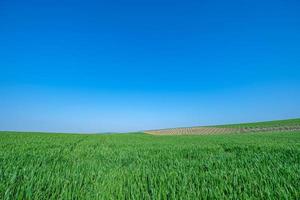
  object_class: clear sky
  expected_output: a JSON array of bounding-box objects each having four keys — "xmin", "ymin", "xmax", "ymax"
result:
[{"xmin": 1, "ymin": 0, "xmax": 300, "ymax": 133}]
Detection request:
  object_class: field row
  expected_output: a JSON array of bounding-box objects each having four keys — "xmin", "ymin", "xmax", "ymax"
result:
[
  {"xmin": 145, "ymin": 125, "xmax": 300, "ymax": 135},
  {"xmin": 145, "ymin": 127, "xmax": 236, "ymax": 135}
]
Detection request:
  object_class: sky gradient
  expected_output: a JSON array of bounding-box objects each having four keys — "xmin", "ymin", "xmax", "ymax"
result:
[{"xmin": 1, "ymin": 0, "xmax": 300, "ymax": 132}]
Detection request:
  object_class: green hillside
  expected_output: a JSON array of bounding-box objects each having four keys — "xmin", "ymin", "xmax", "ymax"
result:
[
  {"xmin": 215, "ymin": 118, "xmax": 300, "ymax": 128},
  {"xmin": 145, "ymin": 118, "xmax": 300, "ymax": 135}
]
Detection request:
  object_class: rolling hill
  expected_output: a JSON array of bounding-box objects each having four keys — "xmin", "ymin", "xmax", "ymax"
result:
[{"xmin": 144, "ymin": 118, "xmax": 300, "ymax": 135}]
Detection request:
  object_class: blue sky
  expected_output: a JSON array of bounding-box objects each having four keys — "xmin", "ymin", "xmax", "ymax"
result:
[{"xmin": 1, "ymin": 0, "xmax": 300, "ymax": 132}]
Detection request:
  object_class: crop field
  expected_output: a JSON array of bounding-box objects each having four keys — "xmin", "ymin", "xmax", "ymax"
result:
[
  {"xmin": 1, "ymin": 125, "xmax": 300, "ymax": 199},
  {"xmin": 145, "ymin": 118, "xmax": 300, "ymax": 135},
  {"xmin": 145, "ymin": 127, "xmax": 237, "ymax": 135}
]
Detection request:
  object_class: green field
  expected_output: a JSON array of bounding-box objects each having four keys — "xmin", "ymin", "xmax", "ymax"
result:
[{"xmin": 1, "ymin": 123, "xmax": 300, "ymax": 199}]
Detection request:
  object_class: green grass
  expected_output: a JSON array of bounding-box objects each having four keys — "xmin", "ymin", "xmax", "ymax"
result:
[
  {"xmin": 0, "ymin": 131, "xmax": 300, "ymax": 199},
  {"xmin": 214, "ymin": 118, "xmax": 300, "ymax": 128}
]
